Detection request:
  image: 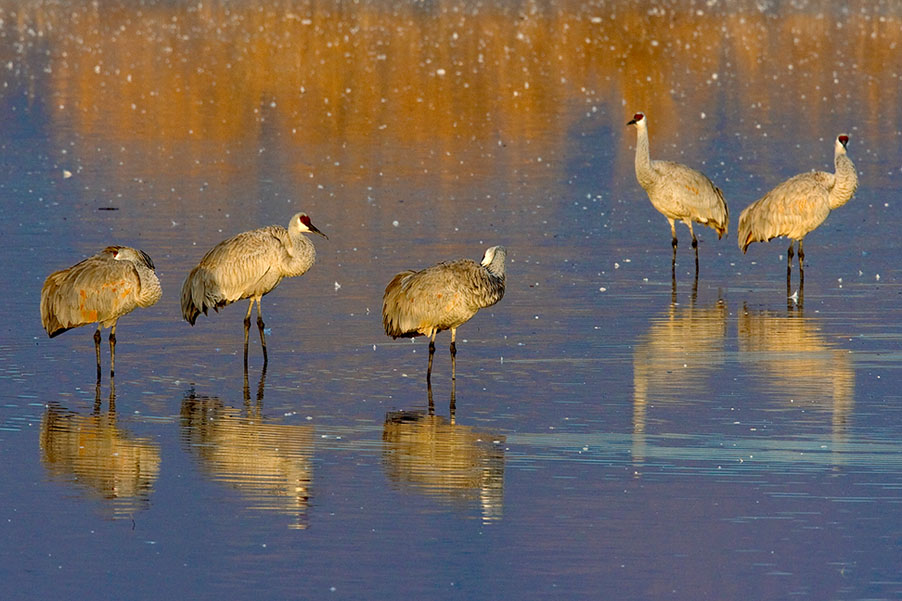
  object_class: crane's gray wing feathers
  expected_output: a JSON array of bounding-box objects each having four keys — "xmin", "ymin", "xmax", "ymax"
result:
[
  {"xmin": 41, "ymin": 253, "xmax": 146, "ymax": 336},
  {"xmin": 181, "ymin": 228, "xmax": 289, "ymax": 321},
  {"xmin": 738, "ymin": 171, "xmax": 832, "ymax": 249}
]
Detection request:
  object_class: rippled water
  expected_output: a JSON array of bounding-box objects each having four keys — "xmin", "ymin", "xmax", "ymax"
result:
[{"xmin": 2, "ymin": 1, "xmax": 902, "ymax": 599}]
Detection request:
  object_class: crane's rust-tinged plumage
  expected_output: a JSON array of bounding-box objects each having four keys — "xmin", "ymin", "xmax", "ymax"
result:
[
  {"xmin": 737, "ymin": 134, "xmax": 858, "ymax": 287},
  {"xmin": 382, "ymin": 246, "xmax": 506, "ymax": 381},
  {"xmin": 627, "ymin": 112, "xmax": 729, "ymax": 275},
  {"xmin": 180, "ymin": 212, "xmax": 327, "ymax": 366},
  {"xmin": 40, "ymin": 246, "xmax": 162, "ymax": 380}
]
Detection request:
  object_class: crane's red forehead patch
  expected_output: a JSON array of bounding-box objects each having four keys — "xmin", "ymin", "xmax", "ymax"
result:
[
  {"xmin": 300, "ymin": 214, "xmax": 312, "ymax": 226},
  {"xmin": 838, "ymin": 134, "xmax": 849, "ymax": 144},
  {"xmin": 634, "ymin": 112, "xmax": 644, "ymax": 121}
]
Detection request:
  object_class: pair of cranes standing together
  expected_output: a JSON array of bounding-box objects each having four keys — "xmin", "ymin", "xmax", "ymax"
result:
[
  {"xmin": 39, "ymin": 111, "xmax": 857, "ymax": 382},
  {"xmin": 626, "ymin": 112, "xmax": 859, "ymax": 285}
]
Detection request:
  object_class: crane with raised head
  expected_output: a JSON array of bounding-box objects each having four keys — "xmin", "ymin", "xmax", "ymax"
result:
[
  {"xmin": 626, "ymin": 112, "xmax": 729, "ymax": 276},
  {"xmin": 738, "ymin": 134, "xmax": 858, "ymax": 288},
  {"xmin": 181, "ymin": 212, "xmax": 327, "ymax": 366}
]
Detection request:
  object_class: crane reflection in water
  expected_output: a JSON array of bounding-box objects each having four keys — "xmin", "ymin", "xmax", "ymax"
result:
[
  {"xmin": 39, "ymin": 380, "xmax": 161, "ymax": 518},
  {"xmin": 179, "ymin": 368, "xmax": 314, "ymax": 529},
  {"xmin": 632, "ymin": 288, "xmax": 729, "ymax": 465},
  {"xmin": 738, "ymin": 305, "xmax": 855, "ymax": 460},
  {"xmin": 382, "ymin": 379, "xmax": 506, "ymax": 523}
]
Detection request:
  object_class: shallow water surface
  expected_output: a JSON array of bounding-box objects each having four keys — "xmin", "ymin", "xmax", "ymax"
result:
[{"xmin": 2, "ymin": 1, "xmax": 902, "ymax": 599}]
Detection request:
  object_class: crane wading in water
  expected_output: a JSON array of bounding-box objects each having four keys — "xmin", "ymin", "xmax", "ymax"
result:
[
  {"xmin": 382, "ymin": 246, "xmax": 506, "ymax": 382},
  {"xmin": 737, "ymin": 134, "xmax": 858, "ymax": 290},
  {"xmin": 40, "ymin": 246, "xmax": 162, "ymax": 381},
  {"xmin": 626, "ymin": 112, "xmax": 729, "ymax": 277},
  {"xmin": 181, "ymin": 212, "xmax": 327, "ymax": 367}
]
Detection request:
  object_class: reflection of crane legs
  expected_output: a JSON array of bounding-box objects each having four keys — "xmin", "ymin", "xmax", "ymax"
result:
[{"xmin": 425, "ymin": 370, "xmax": 456, "ymax": 422}]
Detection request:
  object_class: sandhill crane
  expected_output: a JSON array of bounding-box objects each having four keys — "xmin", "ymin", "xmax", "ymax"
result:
[
  {"xmin": 40, "ymin": 246, "xmax": 162, "ymax": 381},
  {"xmin": 180, "ymin": 212, "xmax": 327, "ymax": 367},
  {"xmin": 626, "ymin": 112, "xmax": 729, "ymax": 276},
  {"xmin": 737, "ymin": 134, "xmax": 858, "ymax": 288},
  {"xmin": 382, "ymin": 245, "xmax": 506, "ymax": 381}
]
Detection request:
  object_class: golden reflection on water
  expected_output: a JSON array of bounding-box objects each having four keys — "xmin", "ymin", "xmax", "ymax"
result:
[
  {"xmin": 382, "ymin": 395, "xmax": 506, "ymax": 523},
  {"xmin": 39, "ymin": 383, "xmax": 161, "ymax": 517},
  {"xmin": 632, "ymin": 292, "xmax": 728, "ymax": 462},
  {"xmin": 2, "ymin": 0, "xmax": 898, "ymax": 194},
  {"xmin": 738, "ymin": 306, "xmax": 854, "ymax": 444},
  {"xmin": 179, "ymin": 370, "xmax": 313, "ymax": 529}
]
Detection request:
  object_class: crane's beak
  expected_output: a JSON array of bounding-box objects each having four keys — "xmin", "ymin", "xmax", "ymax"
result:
[
  {"xmin": 626, "ymin": 118, "xmax": 638, "ymax": 126},
  {"xmin": 310, "ymin": 224, "xmax": 328, "ymax": 240}
]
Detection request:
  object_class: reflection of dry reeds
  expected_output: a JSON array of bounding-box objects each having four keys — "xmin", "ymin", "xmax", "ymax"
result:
[
  {"xmin": 180, "ymin": 391, "xmax": 313, "ymax": 529},
  {"xmin": 40, "ymin": 402, "xmax": 161, "ymax": 516},
  {"xmin": 738, "ymin": 308, "xmax": 854, "ymax": 432},
  {"xmin": 382, "ymin": 410, "xmax": 505, "ymax": 522},
  {"xmin": 2, "ymin": 1, "xmax": 897, "ymax": 184}
]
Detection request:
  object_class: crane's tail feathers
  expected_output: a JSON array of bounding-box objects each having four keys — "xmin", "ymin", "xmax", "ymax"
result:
[
  {"xmin": 382, "ymin": 270, "xmax": 417, "ymax": 337},
  {"xmin": 47, "ymin": 325, "xmax": 74, "ymax": 338}
]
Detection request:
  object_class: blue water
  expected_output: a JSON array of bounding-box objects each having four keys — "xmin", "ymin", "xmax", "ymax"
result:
[{"xmin": 2, "ymin": 1, "xmax": 902, "ymax": 600}]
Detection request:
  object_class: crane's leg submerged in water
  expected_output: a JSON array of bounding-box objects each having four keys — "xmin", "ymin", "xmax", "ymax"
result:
[
  {"xmin": 255, "ymin": 297, "xmax": 268, "ymax": 367},
  {"xmin": 109, "ymin": 322, "xmax": 117, "ymax": 379},
  {"xmin": 686, "ymin": 221, "xmax": 699, "ymax": 275},
  {"xmin": 93, "ymin": 327, "xmax": 102, "ymax": 382},
  {"xmin": 787, "ymin": 241, "xmax": 795, "ymax": 290},
  {"xmin": 426, "ymin": 331, "xmax": 437, "ymax": 384},
  {"xmin": 668, "ymin": 218, "xmax": 678, "ymax": 278},
  {"xmin": 798, "ymin": 239, "xmax": 805, "ymax": 288},
  {"xmin": 243, "ymin": 299, "xmax": 254, "ymax": 369},
  {"xmin": 450, "ymin": 328, "xmax": 458, "ymax": 382}
]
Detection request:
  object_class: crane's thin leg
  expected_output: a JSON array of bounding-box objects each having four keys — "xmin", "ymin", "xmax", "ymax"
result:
[
  {"xmin": 787, "ymin": 241, "xmax": 795, "ymax": 289},
  {"xmin": 668, "ymin": 219, "xmax": 678, "ymax": 276},
  {"xmin": 686, "ymin": 221, "xmax": 699, "ymax": 275},
  {"xmin": 427, "ymin": 331, "xmax": 437, "ymax": 384},
  {"xmin": 243, "ymin": 299, "xmax": 254, "ymax": 369},
  {"xmin": 109, "ymin": 323, "xmax": 117, "ymax": 379},
  {"xmin": 450, "ymin": 328, "xmax": 458, "ymax": 382},
  {"xmin": 93, "ymin": 327, "xmax": 102, "ymax": 382},
  {"xmin": 255, "ymin": 298, "xmax": 268, "ymax": 367},
  {"xmin": 798, "ymin": 239, "xmax": 805, "ymax": 285}
]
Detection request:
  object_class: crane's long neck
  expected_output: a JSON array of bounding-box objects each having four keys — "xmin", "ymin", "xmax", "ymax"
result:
[
  {"xmin": 479, "ymin": 253, "xmax": 506, "ymax": 307},
  {"xmin": 633, "ymin": 124, "xmax": 656, "ymax": 189},
  {"xmin": 285, "ymin": 231, "xmax": 316, "ymax": 277},
  {"xmin": 829, "ymin": 150, "xmax": 858, "ymax": 210}
]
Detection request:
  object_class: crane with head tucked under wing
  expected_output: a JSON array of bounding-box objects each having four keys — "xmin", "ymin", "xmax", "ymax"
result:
[
  {"xmin": 382, "ymin": 246, "xmax": 507, "ymax": 382},
  {"xmin": 41, "ymin": 245, "xmax": 162, "ymax": 381}
]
